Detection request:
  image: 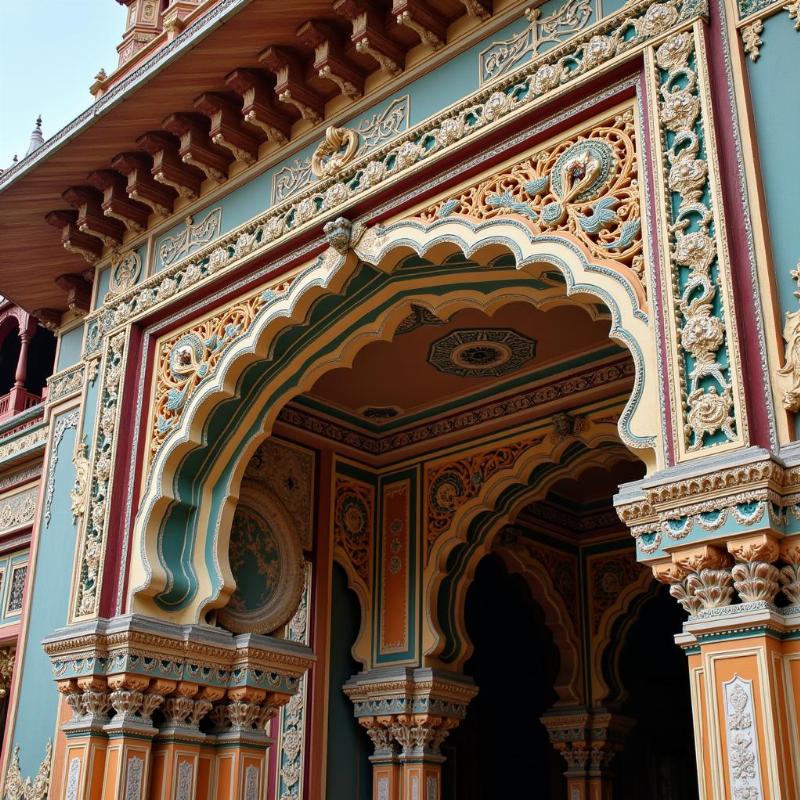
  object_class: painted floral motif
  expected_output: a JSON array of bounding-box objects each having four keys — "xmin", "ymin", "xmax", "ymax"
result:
[
  {"xmin": 244, "ymin": 439, "xmax": 314, "ymax": 549},
  {"xmin": 334, "ymin": 478, "xmax": 374, "ymax": 584},
  {"xmin": 108, "ymin": 250, "xmax": 142, "ymax": 295},
  {"xmin": 276, "ymin": 564, "xmax": 311, "ymax": 800},
  {"xmin": 6, "ymin": 565, "xmax": 27, "ymax": 613},
  {"xmin": 587, "ymin": 551, "xmax": 646, "ymax": 634},
  {"xmin": 218, "ymin": 486, "xmax": 305, "ymax": 635},
  {"xmin": 428, "ymin": 328, "xmax": 537, "ymax": 378},
  {"xmin": 421, "ymin": 114, "xmax": 644, "ymax": 280},
  {"xmin": 75, "ymin": 332, "xmax": 126, "ymax": 617},
  {"xmin": 653, "ymin": 31, "xmax": 740, "ymax": 451},
  {"xmin": 425, "ymin": 434, "xmax": 545, "ymax": 551},
  {"xmin": 44, "ymin": 408, "xmax": 80, "ymax": 527}
]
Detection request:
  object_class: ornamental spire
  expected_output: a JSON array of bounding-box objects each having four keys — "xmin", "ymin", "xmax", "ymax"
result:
[{"xmin": 25, "ymin": 115, "xmax": 44, "ymax": 157}]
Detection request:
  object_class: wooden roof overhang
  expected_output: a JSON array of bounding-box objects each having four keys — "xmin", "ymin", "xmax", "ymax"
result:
[{"xmin": 0, "ymin": 0, "xmax": 515, "ymax": 318}]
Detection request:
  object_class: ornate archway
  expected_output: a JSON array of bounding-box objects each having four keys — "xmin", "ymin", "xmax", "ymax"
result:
[{"xmin": 128, "ymin": 215, "xmax": 659, "ymax": 625}]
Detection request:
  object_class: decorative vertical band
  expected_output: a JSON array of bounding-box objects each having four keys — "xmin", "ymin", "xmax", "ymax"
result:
[
  {"xmin": 274, "ymin": 562, "xmax": 312, "ymax": 800},
  {"xmin": 73, "ymin": 329, "xmax": 129, "ymax": 619},
  {"xmin": 647, "ymin": 22, "xmax": 747, "ymax": 459}
]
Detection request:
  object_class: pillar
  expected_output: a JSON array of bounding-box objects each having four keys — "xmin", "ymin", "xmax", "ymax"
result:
[
  {"xmin": 148, "ymin": 683, "xmax": 218, "ymax": 800},
  {"xmin": 344, "ymin": 668, "xmax": 477, "ymax": 800},
  {"xmin": 42, "ymin": 615, "xmax": 314, "ymax": 800},
  {"xmin": 540, "ymin": 708, "xmax": 631, "ymax": 800},
  {"xmin": 653, "ymin": 533, "xmax": 800, "ymax": 800}
]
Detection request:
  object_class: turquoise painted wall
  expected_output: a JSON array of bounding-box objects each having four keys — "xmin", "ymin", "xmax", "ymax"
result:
[
  {"xmin": 326, "ymin": 563, "xmax": 372, "ymax": 800},
  {"xmin": 746, "ymin": 15, "xmax": 800, "ymax": 318},
  {"xmin": 55, "ymin": 325, "xmax": 83, "ymax": 372},
  {"xmin": 745, "ymin": 14, "xmax": 800, "ymax": 435},
  {"xmin": 7, "ymin": 411, "xmax": 79, "ymax": 776}
]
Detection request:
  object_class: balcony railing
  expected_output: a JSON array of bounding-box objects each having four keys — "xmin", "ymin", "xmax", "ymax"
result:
[{"xmin": 0, "ymin": 389, "xmax": 41, "ymax": 422}]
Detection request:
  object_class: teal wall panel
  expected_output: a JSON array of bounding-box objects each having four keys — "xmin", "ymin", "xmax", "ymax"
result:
[
  {"xmin": 8, "ymin": 411, "xmax": 79, "ymax": 776},
  {"xmin": 95, "ymin": 267, "xmax": 111, "ymax": 309},
  {"xmin": 56, "ymin": 326, "xmax": 84, "ymax": 372},
  {"xmin": 746, "ymin": 15, "xmax": 800, "ymax": 318}
]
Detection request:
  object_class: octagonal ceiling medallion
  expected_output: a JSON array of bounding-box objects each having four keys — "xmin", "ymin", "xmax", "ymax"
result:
[{"xmin": 427, "ymin": 328, "xmax": 537, "ymax": 378}]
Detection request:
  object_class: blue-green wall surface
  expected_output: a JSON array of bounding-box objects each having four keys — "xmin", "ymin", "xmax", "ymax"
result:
[
  {"xmin": 746, "ymin": 15, "xmax": 800, "ymax": 318},
  {"xmin": 55, "ymin": 325, "xmax": 84, "ymax": 372},
  {"xmin": 8, "ymin": 413, "xmax": 79, "ymax": 776}
]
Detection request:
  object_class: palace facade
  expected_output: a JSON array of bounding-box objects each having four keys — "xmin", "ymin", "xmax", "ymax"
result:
[{"xmin": 0, "ymin": 0, "xmax": 798, "ymax": 797}]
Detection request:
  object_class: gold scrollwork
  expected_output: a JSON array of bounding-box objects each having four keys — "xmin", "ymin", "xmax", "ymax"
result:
[{"xmin": 311, "ymin": 127, "xmax": 360, "ymax": 179}]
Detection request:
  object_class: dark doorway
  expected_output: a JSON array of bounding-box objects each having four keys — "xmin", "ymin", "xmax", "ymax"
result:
[
  {"xmin": 613, "ymin": 583, "xmax": 699, "ymax": 800},
  {"xmin": 443, "ymin": 553, "xmax": 566, "ymax": 799},
  {"xmin": 326, "ymin": 562, "xmax": 372, "ymax": 800}
]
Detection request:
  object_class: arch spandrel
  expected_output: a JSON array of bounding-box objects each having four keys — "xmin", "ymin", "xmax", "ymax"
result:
[{"xmin": 129, "ymin": 215, "xmax": 659, "ymax": 626}]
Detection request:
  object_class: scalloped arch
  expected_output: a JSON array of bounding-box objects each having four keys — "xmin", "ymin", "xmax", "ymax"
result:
[
  {"xmin": 423, "ymin": 433, "xmax": 634, "ymax": 667},
  {"xmin": 129, "ymin": 216, "xmax": 660, "ymax": 624}
]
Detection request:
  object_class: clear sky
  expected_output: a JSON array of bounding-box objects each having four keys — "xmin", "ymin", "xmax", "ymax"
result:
[{"xmin": 0, "ymin": 0, "xmax": 127, "ymax": 168}]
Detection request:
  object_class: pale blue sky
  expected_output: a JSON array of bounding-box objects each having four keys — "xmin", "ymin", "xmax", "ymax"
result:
[{"xmin": 1, "ymin": 0, "xmax": 127, "ymax": 168}]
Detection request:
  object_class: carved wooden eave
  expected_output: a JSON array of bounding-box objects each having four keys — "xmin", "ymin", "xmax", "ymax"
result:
[
  {"xmin": 0, "ymin": 0, "xmax": 510, "ymax": 314},
  {"xmin": 296, "ymin": 20, "xmax": 368, "ymax": 100},
  {"xmin": 54, "ymin": 274, "xmax": 93, "ymax": 315},
  {"xmin": 224, "ymin": 68, "xmax": 292, "ymax": 144},
  {"xmin": 44, "ymin": 210, "xmax": 103, "ymax": 264},
  {"xmin": 135, "ymin": 131, "xmax": 204, "ymax": 200},
  {"xmin": 111, "ymin": 151, "xmax": 177, "ymax": 217},
  {"xmin": 86, "ymin": 169, "xmax": 151, "ymax": 233},
  {"xmin": 193, "ymin": 92, "xmax": 262, "ymax": 165},
  {"xmin": 392, "ymin": 0, "xmax": 449, "ymax": 50},
  {"xmin": 62, "ymin": 186, "xmax": 126, "ymax": 248},
  {"xmin": 162, "ymin": 111, "xmax": 233, "ymax": 182},
  {"xmin": 333, "ymin": 0, "xmax": 407, "ymax": 75},
  {"xmin": 259, "ymin": 46, "xmax": 327, "ymax": 123}
]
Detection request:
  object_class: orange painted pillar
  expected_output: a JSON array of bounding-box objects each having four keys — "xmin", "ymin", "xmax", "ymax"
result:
[
  {"xmin": 661, "ymin": 535, "xmax": 800, "ymax": 800},
  {"xmin": 53, "ymin": 678, "xmax": 111, "ymax": 800},
  {"xmin": 148, "ymin": 684, "xmax": 219, "ymax": 800},
  {"xmin": 209, "ymin": 689, "xmax": 275, "ymax": 799},
  {"xmin": 391, "ymin": 715, "xmax": 454, "ymax": 800},
  {"xmin": 541, "ymin": 708, "xmax": 629, "ymax": 800},
  {"xmin": 360, "ymin": 718, "xmax": 401, "ymax": 800},
  {"xmin": 100, "ymin": 676, "xmax": 173, "ymax": 800}
]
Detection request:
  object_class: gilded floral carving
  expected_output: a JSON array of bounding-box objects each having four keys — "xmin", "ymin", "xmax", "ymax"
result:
[
  {"xmin": 150, "ymin": 279, "xmax": 292, "ymax": 458},
  {"xmin": 3, "ymin": 741, "xmax": 52, "ymax": 800},
  {"xmin": 420, "ymin": 113, "xmax": 644, "ymax": 281},
  {"xmin": 777, "ymin": 261, "xmax": 800, "ymax": 411},
  {"xmin": 425, "ymin": 434, "xmax": 545, "ymax": 551},
  {"xmin": 652, "ymin": 30, "xmax": 741, "ymax": 452},
  {"xmin": 311, "ymin": 127, "xmax": 359, "ymax": 178}
]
